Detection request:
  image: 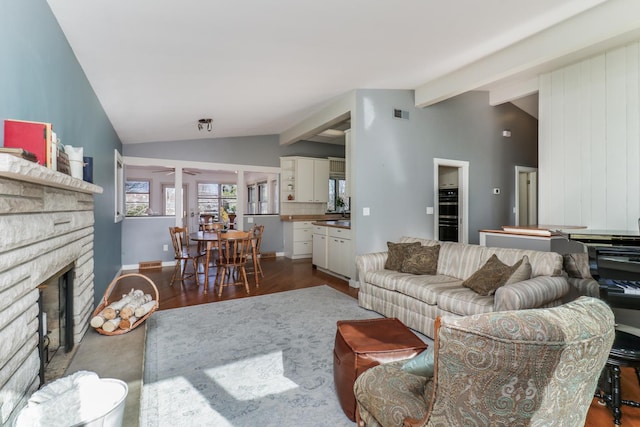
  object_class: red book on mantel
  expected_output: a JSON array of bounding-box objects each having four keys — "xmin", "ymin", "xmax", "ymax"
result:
[{"xmin": 3, "ymin": 119, "xmax": 53, "ymax": 167}]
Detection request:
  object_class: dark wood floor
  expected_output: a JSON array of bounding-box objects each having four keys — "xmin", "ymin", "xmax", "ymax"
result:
[
  {"xmin": 114, "ymin": 256, "xmax": 357, "ymax": 311},
  {"xmin": 116, "ymin": 257, "xmax": 639, "ymax": 427}
]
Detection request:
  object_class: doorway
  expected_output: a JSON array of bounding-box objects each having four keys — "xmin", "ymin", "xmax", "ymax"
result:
[
  {"xmin": 515, "ymin": 166, "xmax": 537, "ymax": 226},
  {"xmin": 433, "ymin": 158, "xmax": 469, "ymax": 244}
]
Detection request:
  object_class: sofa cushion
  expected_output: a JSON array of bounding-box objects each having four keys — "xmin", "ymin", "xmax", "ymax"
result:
[
  {"xmin": 437, "ymin": 242, "xmax": 486, "ymax": 280},
  {"xmin": 385, "ymin": 241, "xmax": 421, "ymax": 271},
  {"xmin": 436, "ymin": 287, "xmax": 495, "ymax": 316},
  {"xmin": 483, "ymin": 247, "xmax": 563, "ymax": 277},
  {"xmin": 462, "ymin": 254, "xmax": 524, "ymax": 296},
  {"xmin": 394, "ymin": 275, "xmax": 462, "ymax": 305},
  {"xmin": 354, "ymin": 360, "xmax": 432, "ymax": 427},
  {"xmin": 401, "ymin": 244, "xmax": 440, "ymax": 275},
  {"xmin": 364, "ymin": 270, "xmax": 413, "ymax": 292}
]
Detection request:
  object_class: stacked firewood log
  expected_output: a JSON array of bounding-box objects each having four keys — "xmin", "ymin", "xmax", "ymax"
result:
[{"xmin": 90, "ymin": 288, "xmax": 156, "ymax": 333}]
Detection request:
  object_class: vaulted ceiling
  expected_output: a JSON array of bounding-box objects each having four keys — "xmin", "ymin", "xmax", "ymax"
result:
[{"xmin": 46, "ymin": 0, "xmax": 638, "ymax": 145}]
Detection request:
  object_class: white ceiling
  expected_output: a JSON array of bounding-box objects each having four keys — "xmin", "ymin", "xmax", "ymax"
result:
[{"xmin": 46, "ymin": 0, "xmax": 609, "ymax": 145}]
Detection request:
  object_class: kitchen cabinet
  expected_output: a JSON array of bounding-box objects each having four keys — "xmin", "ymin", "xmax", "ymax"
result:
[
  {"xmin": 280, "ymin": 157, "xmax": 329, "ymax": 203},
  {"xmin": 312, "ymin": 225, "xmax": 328, "ymax": 269},
  {"xmin": 438, "ymin": 166, "xmax": 458, "ymax": 189},
  {"xmin": 283, "ymin": 221, "xmax": 313, "ymax": 259},
  {"xmin": 327, "ymin": 227, "xmax": 353, "ymax": 278}
]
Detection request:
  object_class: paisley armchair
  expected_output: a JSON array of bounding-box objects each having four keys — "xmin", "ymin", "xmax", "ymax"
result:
[{"xmin": 354, "ymin": 297, "xmax": 615, "ymax": 427}]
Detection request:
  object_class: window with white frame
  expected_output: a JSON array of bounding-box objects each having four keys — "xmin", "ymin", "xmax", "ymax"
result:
[
  {"xmin": 162, "ymin": 184, "xmax": 187, "ymax": 216},
  {"xmin": 258, "ymin": 181, "xmax": 268, "ymax": 214},
  {"xmin": 125, "ymin": 180, "xmax": 150, "ymax": 216},
  {"xmin": 328, "ymin": 178, "xmax": 349, "ymax": 212},
  {"xmin": 247, "ymin": 184, "xmax": 257, "ymax": 215},
  {"xmin": 198, "ymin": 183, "xmax": 237, "ymax": 220}
]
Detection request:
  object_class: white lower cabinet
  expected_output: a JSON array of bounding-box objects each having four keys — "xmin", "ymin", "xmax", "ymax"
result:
[
  {"xmin": 312, "ymin": 225, "xmax": 328, "ymax": 269},
  {"xmin": 284, "ymin": 221, "xmax": 313, "ymax": 259},
  {"xmin": 327, "ymin": 227, "xmax": 353, "ymax": 278}
]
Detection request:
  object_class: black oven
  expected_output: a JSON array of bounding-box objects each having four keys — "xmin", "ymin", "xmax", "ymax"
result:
[{"xmin": 438, "ymin": 188, "xmax": 458, "ymax": 242}]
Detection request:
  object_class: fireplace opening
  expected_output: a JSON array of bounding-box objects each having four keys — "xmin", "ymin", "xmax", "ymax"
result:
[{"xmin": 37, "ymin": 263, "xmax": 74, "ymax": 386}]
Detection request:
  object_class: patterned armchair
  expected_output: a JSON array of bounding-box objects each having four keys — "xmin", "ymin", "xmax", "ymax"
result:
[{"xmin": 354, "ymin": 297, "xmax": 615, "ymax": 427}]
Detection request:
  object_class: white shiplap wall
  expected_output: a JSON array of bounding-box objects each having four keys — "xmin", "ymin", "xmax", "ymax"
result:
[{"xmin": 539, "ymin": 41, "xmax": 640, "ymax": 230}]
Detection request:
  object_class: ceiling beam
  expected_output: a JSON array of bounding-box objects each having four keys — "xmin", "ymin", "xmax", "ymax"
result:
[
  {"xmin": 279, "ymin": 91, "xmax": 355, "ymax": 146},
  {"xmin": 415, "ymin": 0, "xmax": 640, "ymax": 108},
  {"xmin": 489, "ymin": 78, "xmax": 539, "ymax": 106}
]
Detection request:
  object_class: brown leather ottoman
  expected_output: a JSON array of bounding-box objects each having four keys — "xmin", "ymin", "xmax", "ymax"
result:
[{"xmin": 333, "ymin": 317, "xmax": 428, "ymax": 421}]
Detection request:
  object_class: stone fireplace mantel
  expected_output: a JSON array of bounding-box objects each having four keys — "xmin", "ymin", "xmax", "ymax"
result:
[{"xmin": 0, "ymin": 154, "xmax": 103, "ymax": 424}]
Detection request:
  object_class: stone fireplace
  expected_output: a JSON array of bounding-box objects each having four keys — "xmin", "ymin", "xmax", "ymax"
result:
[{"xmin": 0, "ymin": 154, "xmax": 102, "ymax": 424}]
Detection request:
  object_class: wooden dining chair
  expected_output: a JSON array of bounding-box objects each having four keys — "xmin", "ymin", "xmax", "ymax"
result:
[
  {"xmin": 214, "ymin": 230, "xmax": 252, "ymax": 296},
  {"xmin": 198, "ymin": 222, "xmax": 223, "ymax": 254},
  {"xmin": 169, "ymin": 226, "xmax": 203, "ymax": 286},
  {"xmin": 247, "ymin": 224, "xmax": 264, "ymax": 279}
]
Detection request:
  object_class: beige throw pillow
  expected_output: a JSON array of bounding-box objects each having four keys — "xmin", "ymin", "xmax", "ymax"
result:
[
  {"xmin": 400, "ymin": 245, "xmax": 440, "ymax": 275},
  {"xmin": 385, "ymin": 241, "xmax": 421, "ymax": 271},
  {"xmin": 505, "ymin": 255, "xmax": 532, "ymax": 285},
  {"xmin": 563, "ymin": 253, "xmax": 591, "ymax": 279},
  {"xmin": 463, "ymin": 254, "xmax": 531, "ymax": 296}
]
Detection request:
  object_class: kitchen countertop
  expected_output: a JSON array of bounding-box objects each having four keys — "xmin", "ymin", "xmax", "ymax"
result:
[
  {"xmin": 280, "ymin": 214, "xmax": 349, "ymax": 222},
  {"xmin": 312, "ymin": 220, "xmax": 351, "ymax": 229}
]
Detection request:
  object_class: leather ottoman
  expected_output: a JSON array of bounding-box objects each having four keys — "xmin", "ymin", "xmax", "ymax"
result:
[{"xmin": 333, "ymin": 317, "xmax": 428, "ymax": 421}]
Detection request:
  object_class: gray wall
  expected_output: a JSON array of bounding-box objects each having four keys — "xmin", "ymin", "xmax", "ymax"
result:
[
  {"xmin": 122, "ymin": 135, "xmax": 344, "ymax": 262},
  {"xmin": 0, "ymin": 0, "xmax": 123, "ymax": 306},
  {"xmin": 124, "ymin": 135, "xmax": 345, "ymax": 166},
  {"xmin": 352, "ymin": 89, "xmax": 537, "ymax": 255},
  {"xmin": 243, "ymin": 216, "xmax": 282, "ymax": 254},
  {"xmin": 122, "ymin": 217, "xmax": 176, "ymax": 266}
]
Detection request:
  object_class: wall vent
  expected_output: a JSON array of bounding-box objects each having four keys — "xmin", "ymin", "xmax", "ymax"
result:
[
  {"xmin": 393, "ymin": 109, "xmax": 409, "ymax": 120},
  {"xmin": 139, "ymin": 260, "xmax": 162, "ymax": 271}
]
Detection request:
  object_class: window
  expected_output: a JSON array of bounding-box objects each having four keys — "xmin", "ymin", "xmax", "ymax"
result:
[
  {"xmin": 258, "ymin": 182, "xmax": 268, "ymax": 214},
  {"xmin": 114, "ymin": 150, "xmax": 124, "ymax": 222},
  {"xmin": 328, "ymin": 178, "xmax": 349, "ymax": 212},
  {"xmin": 125, "ymin": 180, "xmax": 150, "ymax": 216},
  {"xmin": 163, "ymin": 184, "xmax": 187, "ymax": 216},
  {"xmin": 198, "ymin": 183, "xmax": 237, "ymax": 220},
  {"xmin": 247, "ymin": 185, "xmax": 256, "ymax": 215}
]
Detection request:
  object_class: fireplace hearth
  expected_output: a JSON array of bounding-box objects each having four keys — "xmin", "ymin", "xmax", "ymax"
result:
[
  {"xmin": 0, "ymin": 155, "xmax": 102, "ymax": 425},
  {"xmin": 38, "ymin": 264, "xmax": 74, "ymax": 386}
]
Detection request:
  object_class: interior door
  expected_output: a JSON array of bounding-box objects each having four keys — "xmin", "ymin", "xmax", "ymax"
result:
[
  {"xmin": 434, "ymin": 158, "xmax": 469, "ymax": 244},
  {"xmin": 515, "ymin": 166, "xmax": 538, "ymax": 226}
]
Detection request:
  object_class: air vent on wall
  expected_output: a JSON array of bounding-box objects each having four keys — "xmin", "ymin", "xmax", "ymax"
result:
[{"xmin": 393, "ymin": 109, "xmax": 409, "ymax": 120}]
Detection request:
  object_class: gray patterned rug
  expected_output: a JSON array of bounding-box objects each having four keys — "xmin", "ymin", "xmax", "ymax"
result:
[{"xmin": 140, "ymin": 285, "xmax": 383, "ymax": 426}]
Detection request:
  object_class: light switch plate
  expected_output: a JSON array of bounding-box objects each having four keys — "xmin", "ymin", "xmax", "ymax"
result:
[
  {"xmin": 426, "ymin": 206, "xmax": 434, "ymax": 215},
  {"xmin": 248, "ymin": 217, "xmax": 254, "ymax": 223},
  {"xmin": 363, "ymin": 207, "xmax": 371, "ymax": 216}
]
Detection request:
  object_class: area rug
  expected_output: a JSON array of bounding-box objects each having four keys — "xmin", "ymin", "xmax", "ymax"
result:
[{"xmin": 140, "ymin": 286, "xmax": 384, "ymax": 426}]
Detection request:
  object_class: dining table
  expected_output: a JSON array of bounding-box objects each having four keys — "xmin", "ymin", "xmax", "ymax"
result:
[{"xmin": 189, "ymin": 230, "xmax": 260, "ymax": 293}]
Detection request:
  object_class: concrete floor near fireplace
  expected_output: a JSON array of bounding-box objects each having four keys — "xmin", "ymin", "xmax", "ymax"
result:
[{"xmin": 62, "ymin": 325, "xmax": 145, "ymax": 426}]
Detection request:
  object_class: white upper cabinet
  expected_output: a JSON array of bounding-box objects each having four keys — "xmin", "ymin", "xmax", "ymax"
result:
[
  {"xmin": 312, "ymin": 159, "xmax": 329, "ymax": 202},
  {"xmin": 281, "ymin": 157, "xmax": 329, "ymax": 203}
]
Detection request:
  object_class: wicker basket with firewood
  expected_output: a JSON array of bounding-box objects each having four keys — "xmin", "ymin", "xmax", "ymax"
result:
[{"xmin": 90, "ymin": 273, "xmax": 159, "ymax": 335}]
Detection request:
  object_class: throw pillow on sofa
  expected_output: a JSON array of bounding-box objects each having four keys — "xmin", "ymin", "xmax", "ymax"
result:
[
  {"xmin": 400, "ymin": 244, "xmax": 440, "ymax": 275},
  {"xmin": 462, "ymin": 254, "xmax": 531, "ymax": 296},
  {"xmin": 385, "ymin": 241, "xmax": 421, "ymax": 271},
  {"xmin": 505, "ymin": 255, "xmax": 531, "ymax": 285},
  {"xmin": 562, "ymin": 253, "xmax": 591, "ymax": 278}
]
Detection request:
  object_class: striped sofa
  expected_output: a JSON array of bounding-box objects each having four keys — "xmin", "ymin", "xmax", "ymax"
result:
[{"xmin": 356, "ymin": 237, "xmax": 569, "ymax": 339}]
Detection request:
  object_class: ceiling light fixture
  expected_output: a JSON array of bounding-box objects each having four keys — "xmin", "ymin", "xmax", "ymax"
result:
[{"xmin": 198, "ymin": 118, "xmax": 213, "ymax": 132}]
